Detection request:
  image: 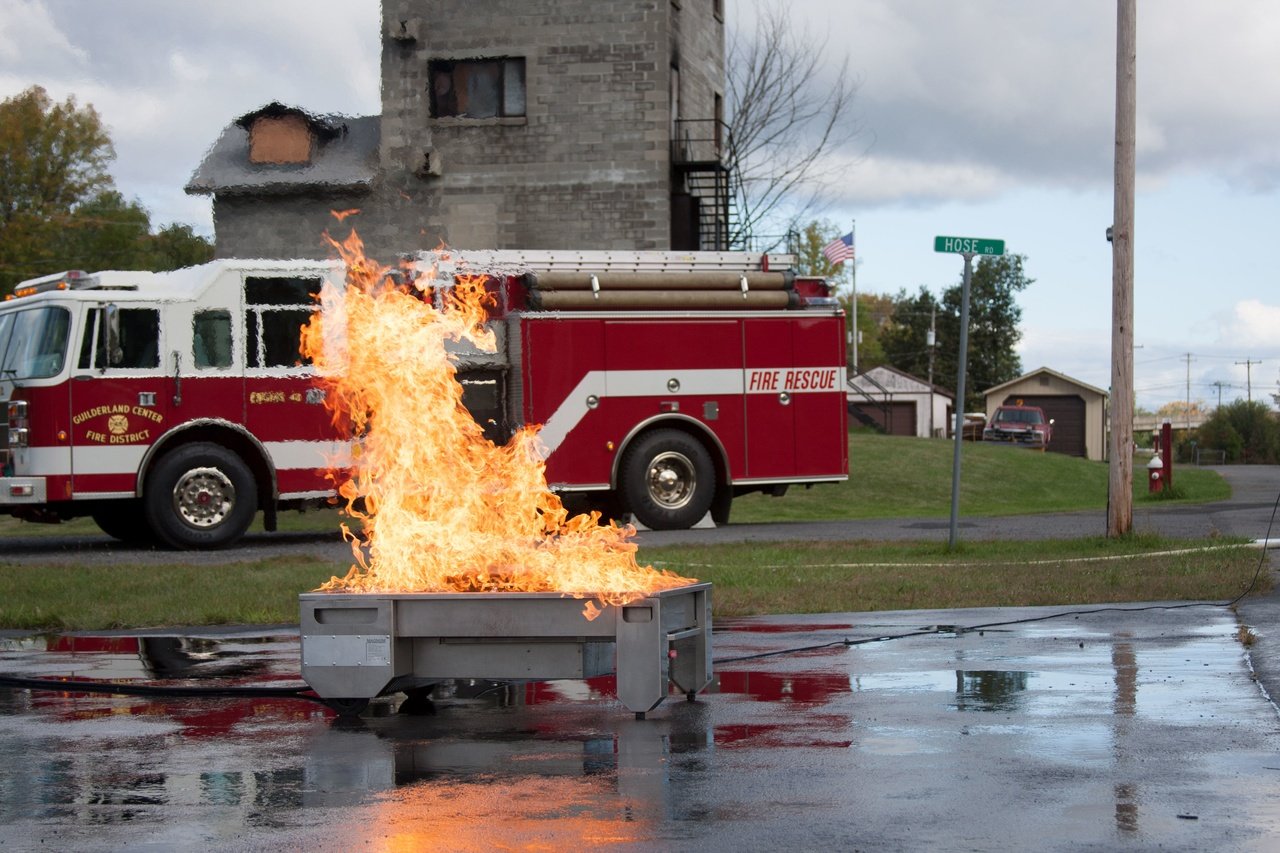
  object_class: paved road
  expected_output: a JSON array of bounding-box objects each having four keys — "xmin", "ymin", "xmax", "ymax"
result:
[
  {"xmin": 639, "ymin": 465, "xmax": 1280, "ymax": 547},
  {"xmin": 4, "ymin": 466, "xmax": 1278, "ymax": 565}
]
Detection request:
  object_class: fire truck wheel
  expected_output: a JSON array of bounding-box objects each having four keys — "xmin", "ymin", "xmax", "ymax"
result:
[
  {"xmin": 91, "ymin": 500, "xmax": 156, "ymax": 544},
  {"xmin": 144, "ymin": 443, "xmax": 258, "ymax": 550},
  {"xmin": 620, "ymin": 429, "xmax": 715, "ymax": 530}
]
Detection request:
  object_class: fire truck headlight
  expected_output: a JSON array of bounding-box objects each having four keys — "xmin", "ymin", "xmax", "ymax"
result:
[
  {"xmin": 7, "ymin": 400, "xmax": 27, "ymax": 427},
  {"xmin": 10, "ymin": 427, "xmax": 28, "ymax": 448}
]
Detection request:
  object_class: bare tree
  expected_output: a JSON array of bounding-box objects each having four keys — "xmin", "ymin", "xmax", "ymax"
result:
[{"xmin": 727, "ymin": 2, "xmax": 861, "ymax": 249}]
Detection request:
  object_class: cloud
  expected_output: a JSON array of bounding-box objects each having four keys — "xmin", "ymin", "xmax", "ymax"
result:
[
  {"xmin": 0, "ymin": 0, "xmax": 86, "ymax": 66},
  {"xmin": 0, "ymin": 0, "xmax": 381, "ymax": 230},
  {"xmin": 1217, "ymin": 300, "xmax": 1280, "ymax": 349},
  {"xmin": 757, "ymin": 0, "xmax": 1280, "ymax": 207},
  {"xmin": 822, "ymin": 154, "xmax": 1011, "ymax": 208},
  {"xmin": 1016, "ymin": 324, "xmax": 1112, "ymax": 393}
]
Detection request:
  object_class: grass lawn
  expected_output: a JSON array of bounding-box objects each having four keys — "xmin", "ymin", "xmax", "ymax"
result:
[
  {"xmin": 730, "ymin": 432, "xmax": 1230, "ymax": 522},
  {"xmin": 0, "ymin": 433, "xmax": 1230, "ymax": 541},
  {"xmin": 0, "ymin": 431, "xmax": 1259, "ymax": 631},
  {"xmin": 0, "ymin": 536, "xmax": 1267, "ymax": 630}
]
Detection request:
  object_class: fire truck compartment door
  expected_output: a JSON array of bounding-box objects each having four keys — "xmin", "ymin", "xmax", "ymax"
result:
[
  {"xmin": 603, "ymin": 319, "xmax": 747, "ymax": 477},
  {"xmin": 743, "ymin": 315, "xmax": 845, "ymax": 479},
  {"xmin": 788, "ymin": 314, "xmax": 847, "ymax": 476},
  {"xmin": 743, "ymin": 319, "xmax": 796, "ymax": 478}
]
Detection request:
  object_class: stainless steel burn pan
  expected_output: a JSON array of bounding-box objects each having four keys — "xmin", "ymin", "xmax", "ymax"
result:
[{"xmin": 299, "ymin": 582, "xmax": 712, "ymax": 717}]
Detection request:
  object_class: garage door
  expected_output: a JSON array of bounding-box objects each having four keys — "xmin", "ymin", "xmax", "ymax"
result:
[
  {"xmin": 850, "ymin": 401, "xmax": 917, "ymax": 437},
  {"xmin": 1005, "ymin": 394, "xmax": 1086, "ymax": 456}
]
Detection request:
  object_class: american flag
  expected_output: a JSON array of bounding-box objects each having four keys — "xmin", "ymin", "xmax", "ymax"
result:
[{"xmin": 822, "ymin": 232, "xmax": 855, "ymax": 264}]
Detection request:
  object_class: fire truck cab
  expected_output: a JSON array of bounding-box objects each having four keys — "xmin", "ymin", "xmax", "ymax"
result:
[
  {"xmin": 1, "ymin": 261, "xmax": 349, "ymax": 548},
  {"xmin": 1, "ymin": 251, "xmax": 848, "ymax": 548}
]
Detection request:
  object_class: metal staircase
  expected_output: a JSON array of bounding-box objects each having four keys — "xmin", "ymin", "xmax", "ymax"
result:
[{"xmin": 671, "ymin": 119, "xmax": 742, "ymax": 251}]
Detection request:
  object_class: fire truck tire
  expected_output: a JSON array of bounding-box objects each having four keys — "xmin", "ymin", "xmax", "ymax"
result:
[
  {"xmin": 144, "ymin": 443, "xmax": 258, "ymax": 550},
  {"xmin": 619, "ymin": 429, "xmax": 715, "ymax": 530},
  {"xmin": 91, "ymin": 501, "xmax": 157, "ymax": 544}
]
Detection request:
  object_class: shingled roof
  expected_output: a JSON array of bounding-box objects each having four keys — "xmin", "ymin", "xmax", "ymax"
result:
[{"xmin": 186, "ymin": 102, "xmax": 380, "ymax": 196}]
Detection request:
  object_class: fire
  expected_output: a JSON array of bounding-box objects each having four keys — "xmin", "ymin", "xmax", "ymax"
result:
[{"xmin": 302, "ymin": 225, "xmax": 695, "ymax": 615}]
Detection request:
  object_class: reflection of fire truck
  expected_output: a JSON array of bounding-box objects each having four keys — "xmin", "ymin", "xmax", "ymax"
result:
[{"xmin": 1, "ymin": 251, "xmax": 847, "ymax": 548}]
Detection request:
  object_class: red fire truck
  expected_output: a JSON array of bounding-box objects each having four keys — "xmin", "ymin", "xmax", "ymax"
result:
[{"xmin": 1, "ymin": 251, "xmax": 847, "ymax": 548}]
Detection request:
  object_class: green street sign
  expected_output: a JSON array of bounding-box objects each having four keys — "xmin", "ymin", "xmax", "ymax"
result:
[{"xmin": 934, "ymin": 236, "xmax": 1005, "ymax": 256}]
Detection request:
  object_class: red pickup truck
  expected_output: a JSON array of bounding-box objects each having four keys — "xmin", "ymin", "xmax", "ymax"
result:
[{"xmin": 982, "ymin": 405, "xmax": 1054, "ymax": 449}]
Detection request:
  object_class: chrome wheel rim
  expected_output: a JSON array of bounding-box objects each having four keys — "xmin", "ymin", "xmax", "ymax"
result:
[
  {"xmin": 646, "ymin": 451, "xmax": 696, "ymax": 510},
  {"xmin": 172, "ymin": 466, "xmax": 235, "ymax": 528}
]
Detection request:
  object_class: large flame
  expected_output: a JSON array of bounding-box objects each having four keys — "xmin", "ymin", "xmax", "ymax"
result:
[{"xmin": 302, "ymin": 226, "xmax": 696, "ymax": 616}]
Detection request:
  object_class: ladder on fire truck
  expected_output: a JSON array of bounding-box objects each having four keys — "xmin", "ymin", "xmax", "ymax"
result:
[{"xmin": 420, "ymin": 249, "xmax": 795, "ymax": 274}]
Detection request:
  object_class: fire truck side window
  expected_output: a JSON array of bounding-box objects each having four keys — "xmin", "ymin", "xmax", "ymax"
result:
[
  {"xmin": 77, "ymin": 307, "xmax": 160, "ymax": 370},
  {"xmin": 193, "ymin": 310, "xmax": 232, "ymax": 369},
  {"xmin": 244, "ymin": 276, "xmax": 322, "ymax": 369},
  {"xmin": 117, "ymin": 310, "xmax": 161, "ymax": 369}
]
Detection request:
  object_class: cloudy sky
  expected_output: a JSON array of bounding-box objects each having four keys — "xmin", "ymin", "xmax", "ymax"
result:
[{"xmin": 2, "ymin": 0, "xmax": 1278, "ymax": 410}]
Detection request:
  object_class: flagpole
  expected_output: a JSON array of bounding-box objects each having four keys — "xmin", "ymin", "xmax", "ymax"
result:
[{"xmin": 850, "ymin": 220, "xmax": 857, "ymax": 374}]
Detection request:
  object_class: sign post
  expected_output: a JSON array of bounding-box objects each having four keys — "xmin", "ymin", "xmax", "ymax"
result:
[{"xmin": 935, "ymin": 236, "xmax": 1005, "ymax": 548}]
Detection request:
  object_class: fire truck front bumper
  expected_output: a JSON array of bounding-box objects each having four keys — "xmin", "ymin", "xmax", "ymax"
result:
[{"xmin": 0, "ymin": 477, "xmax": 48, "ymax": 505}]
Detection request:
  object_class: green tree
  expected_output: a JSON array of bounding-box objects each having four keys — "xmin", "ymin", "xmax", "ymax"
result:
[
  {"xmin": 54, "ymin": 190, "xmax": 153, "ymax": 269},
  {"xmin": 790, "ymin": 219, "xmax": 888, "ymax": 372},
  {"xmin": 1196, "ymin": 400, "xmax": 1280, "ymax": 463},
  {"xmin": 149, "ymin": 223, "xmax": 215, "ymax": 269},
  {"xmin": 882, "ymin": 254, "xmax": 1032, "ymax": 410},
  {"xmin": 0, "ymin": 86, "xmax": 212, "ymax": 295},
  {"xmin": 944, "ymin": 254, "xmax": 1031, "ymax": 410},
  {"xmin": 881, "ymin": 285, "xmax": 945, "ymax": 385},
  {"xmin": 791, "ymin": 220, "xmax": 847, "ymax": 279}
]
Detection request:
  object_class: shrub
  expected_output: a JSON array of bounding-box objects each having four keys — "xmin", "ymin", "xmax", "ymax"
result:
[{"xmin": 1197, "ymin": 400, "xmax": 1280, "ymax": 463}]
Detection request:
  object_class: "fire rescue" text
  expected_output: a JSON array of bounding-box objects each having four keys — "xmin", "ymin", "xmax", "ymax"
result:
[{"xmin": 746, "ymin": 368, "xmax": 839, "ymax": 392}]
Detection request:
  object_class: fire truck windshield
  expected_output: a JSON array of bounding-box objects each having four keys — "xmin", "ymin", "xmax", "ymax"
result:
[{"xmin": 0, "ymin": 305, "xmax": 72, "ymax": 381}]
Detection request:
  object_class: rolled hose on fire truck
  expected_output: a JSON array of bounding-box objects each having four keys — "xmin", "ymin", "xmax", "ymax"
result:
[
  {"xmin": 529, "ymin": 289, "xmax": 797, "ymax": 310},
  {"xmin": 525, "ymin": 270, "xmax": 794, "ymax": 291},
  {"xmin": 525, "ymin": 269, "xmax": 797, "ymax": 310}
]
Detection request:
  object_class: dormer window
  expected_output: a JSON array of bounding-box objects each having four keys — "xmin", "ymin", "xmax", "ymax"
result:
[
  {"xmin": 232, "ymin": 103, "xmax": 343, "ymax": 168},
  {"xmin": 248, "ymin": 114, "xmax": 313, "ymax": 165}
]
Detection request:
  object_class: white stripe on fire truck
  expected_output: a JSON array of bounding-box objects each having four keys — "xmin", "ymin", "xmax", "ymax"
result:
[
  {"xmin": 539, "ymin": 368, "xmax": 745, "ymax": 457},
  {"xmin": 264, "ymin": 440, "xmax": 352, "ymax": 471},
  {"xmin": 537, "ymin": 367, "xmax": 843, "ymax": 457},
  {"xmin": 20, "ymin": 441, "xmax": 350, "ymax": 478},
  {"xmin": 19, "ymin": 447, "xmax": 74, "ymax": 476}
]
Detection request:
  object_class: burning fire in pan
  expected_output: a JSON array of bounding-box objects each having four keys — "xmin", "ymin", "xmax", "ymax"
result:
[{"xmin": 301, "ymin": 225, "xmax": 696, "ymax": 618}]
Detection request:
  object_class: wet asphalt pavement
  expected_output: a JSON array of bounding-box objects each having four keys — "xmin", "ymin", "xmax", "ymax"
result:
[
  {"xmin": 2, "ymin": 604, "xmax": 1279, "ymax": 851},
  {"xmin": 1, "ymin": 466, "xmax": 1279, "ymax": 850}
]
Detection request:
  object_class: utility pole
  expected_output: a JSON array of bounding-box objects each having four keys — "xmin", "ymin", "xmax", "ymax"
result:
[
  {"xmin": 927, "ymin": 304, "xmax": 937, "ymax": 387},
  {"xmin": 1107, "ymin": 0, "xmax": 1136, "ymax": 538},
  {"xmin": 1235, "ymin": 359, "xmax": 1261, "ymax": 402},
  {"xmin": 1212, "ymin": 380, "xmax": 1226, "ymax": 409},
  {"xmin": 1184, "ymin": 352, "xmax": 1194, "ymax": 428}
]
